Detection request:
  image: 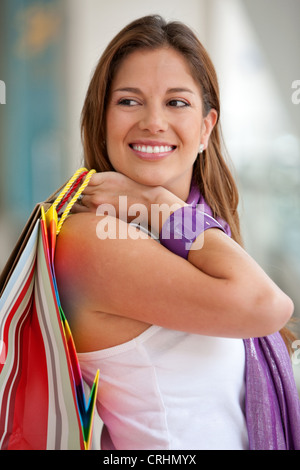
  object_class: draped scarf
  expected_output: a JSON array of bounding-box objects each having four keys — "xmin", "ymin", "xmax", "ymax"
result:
[{"xmin": 187, "ymin": 184, "xmax": 300, "ymax": 450}]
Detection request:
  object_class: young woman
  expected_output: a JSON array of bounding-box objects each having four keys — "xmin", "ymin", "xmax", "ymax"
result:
[{"xmin": 55, "ymin": 15, "xmax": 298, "ymax": 450}]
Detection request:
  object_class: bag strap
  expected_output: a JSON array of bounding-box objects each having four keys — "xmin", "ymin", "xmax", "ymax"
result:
[
  {"xmin": 56, "ymin": 171, "xmax": 88, "ymax": 213},
  {"xmin": 0, "ymin": 168, "xmax": 96, "ymax": 295},
  {"xmin": 51, "ymin": 167, "xmax": 96, "ymax": 235}
]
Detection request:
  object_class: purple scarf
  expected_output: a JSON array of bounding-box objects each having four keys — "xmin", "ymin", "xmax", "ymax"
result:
[{"xmin": 187, "ymin": 184, "xmax": 300, "ymax": 450}]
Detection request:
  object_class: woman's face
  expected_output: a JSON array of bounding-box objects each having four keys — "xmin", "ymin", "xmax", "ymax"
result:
[{"xmin": 106, "ymin": 47, "xmax": 217, "ymax": 200}]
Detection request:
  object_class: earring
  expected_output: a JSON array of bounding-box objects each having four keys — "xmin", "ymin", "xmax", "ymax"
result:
[{"xmin": 199, "ymin": 144, "xmax": 204, "ymax": 154}]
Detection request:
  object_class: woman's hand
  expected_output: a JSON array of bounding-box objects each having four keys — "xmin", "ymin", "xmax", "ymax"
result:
[
  {"xmin": 72, "ymin": 171, "xmax": 185, "ymax": 234},
  {"xmin": 73, "ymin": 172, "xmax": 146, "ymax": 217}
]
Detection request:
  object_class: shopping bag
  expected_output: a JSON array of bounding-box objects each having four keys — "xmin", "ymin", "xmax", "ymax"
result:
[{"xmin": 0, "ymin": 168, "xmax": 99, "ymax": 450}]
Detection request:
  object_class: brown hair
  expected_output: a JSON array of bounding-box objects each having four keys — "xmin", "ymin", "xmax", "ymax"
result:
[
  {"xmin": 81, "ymin": 14, "xmax": 242, "ymax": 244},
  {"xmin": 80, "ymin": 15, "xmax": 294, "ymax": 350}
]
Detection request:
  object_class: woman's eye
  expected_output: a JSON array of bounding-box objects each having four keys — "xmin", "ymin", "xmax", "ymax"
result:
[
  {"xmin": 168, "ymin": 99, "xmax": 190, "ymax": 108},
  {"xmin": 118, "ymin": 98, "xmax": 139, "ymax": 106}
]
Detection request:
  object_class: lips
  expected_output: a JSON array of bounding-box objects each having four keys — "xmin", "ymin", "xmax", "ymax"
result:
[{"xmin": 129, "ymin": 142, "xmax": 176, "ymax": 160}]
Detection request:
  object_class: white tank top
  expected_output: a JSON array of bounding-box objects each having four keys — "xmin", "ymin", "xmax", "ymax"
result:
[{"xmin": 78, "ymin": 325, "xmax": 249, "ymax": 450}]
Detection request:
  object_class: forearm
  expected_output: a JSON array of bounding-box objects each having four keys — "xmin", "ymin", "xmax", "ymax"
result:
[
  {"xmin": 143, "ymin": 186, "xmax": 294, "ymax": 336},
  {"xmin": 68, "ymin": 184, "xmax": 294, "ymax": 338},
  {"xmin": 187, "ymin": 230, "xmax": 294, "ymax": 337},
  {"xmin": 142, "ymin": 185, "xmax": 186, "ymax": 237}
]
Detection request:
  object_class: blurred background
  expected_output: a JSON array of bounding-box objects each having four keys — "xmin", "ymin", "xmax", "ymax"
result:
[{"xmin": 0, "ymin": 0, "xmax": 300, "ymax": 384}]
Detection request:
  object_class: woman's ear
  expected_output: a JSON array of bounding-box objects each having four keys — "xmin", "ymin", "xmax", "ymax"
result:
[{"xmin": 201, "ymin": 109, "xmax": 218, "ymax": 149}]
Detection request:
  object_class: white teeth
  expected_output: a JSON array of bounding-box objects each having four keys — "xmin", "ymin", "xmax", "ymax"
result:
[{"xmin": 132, "ymin": 144, "xmax": 173, "ymax": 154}]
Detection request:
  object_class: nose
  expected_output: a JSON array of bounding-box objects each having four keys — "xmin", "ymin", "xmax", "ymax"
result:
[{"xmin": 138, "ymin": 102, "xmax": 168, "ymax": 134}]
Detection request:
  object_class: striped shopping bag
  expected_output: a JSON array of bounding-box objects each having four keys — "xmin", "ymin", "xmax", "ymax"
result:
[{"xmin": 0, "ymin": 168, "xmax": 99, "ymax": 450}]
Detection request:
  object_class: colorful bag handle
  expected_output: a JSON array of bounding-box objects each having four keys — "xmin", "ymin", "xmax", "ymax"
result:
[
  {"xmin": 43, "ymin": 167, "xmax": 99, "ymax": 450},
  {"xmin": 51, "ymin": 167, "xmax": 96, "ymax": 235}
]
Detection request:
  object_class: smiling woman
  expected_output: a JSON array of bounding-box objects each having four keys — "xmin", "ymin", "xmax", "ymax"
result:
[
  {"xmin": 105, "ymin": 47, "xmax": 216, "ymax": 197},
  {"xmin": 54, "ymin": 15, "xmax": 300, "ymax": 450}
]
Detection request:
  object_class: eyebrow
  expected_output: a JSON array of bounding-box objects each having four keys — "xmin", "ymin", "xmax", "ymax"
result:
[
  {"xmin": 113, "ymin": 87, "xmax": 141, "ymax": 94},
  {"xmin": 166, "ymin": 87, "xmax": 195, "ymax": 95},
  {"xmin": 112, "ymin": 87, "xmax": 195, "ymax": 95}
]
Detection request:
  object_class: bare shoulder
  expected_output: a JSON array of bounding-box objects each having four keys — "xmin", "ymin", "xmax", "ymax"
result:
[
  {"xmin": 54, "ymin": 211, "xmax": 150, "ymax": 295},
  {"xmin": 54, "ymin": 213, "xmax": 153, "ymax": 352},
  {"xmin": 54, "ymin": 210, "xmax": 191, "ymax": 330},
  {"xmin": 55, "ymin": 211, "xmax": 157, "ymax": 278}
]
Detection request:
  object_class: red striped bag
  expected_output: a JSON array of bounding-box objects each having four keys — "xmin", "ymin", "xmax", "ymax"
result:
[{"xmin": 0, "ymin": 168, "xmax": 98, "ymax": 450}]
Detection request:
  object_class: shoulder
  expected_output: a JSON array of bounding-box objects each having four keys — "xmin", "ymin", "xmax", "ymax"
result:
[
  {"xmin": 54, "ymin": 212, "xmax": 160, "ymax": 302},
  {"xmin": 54, "ymin": 213, "xmax": 154, "ymax": 351},
  {"xmin": 56, "ymin": 212, "xmax": 151, "ymax": 255}
]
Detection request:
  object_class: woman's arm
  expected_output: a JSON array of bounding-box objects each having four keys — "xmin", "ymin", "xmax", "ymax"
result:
[{"xmin": 55, "ymin": 208, "xmax": 293, "ymax": 339}]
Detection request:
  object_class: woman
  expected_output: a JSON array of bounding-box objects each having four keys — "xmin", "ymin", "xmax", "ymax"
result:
[{"xmin": 55, "ymin": 15, "xmax": 298, "ymax": 450}]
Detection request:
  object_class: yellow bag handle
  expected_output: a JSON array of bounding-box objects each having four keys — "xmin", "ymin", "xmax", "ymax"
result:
[{"xmin": 51, "ymin": 167, "xmax": 96, "ymax": 235}]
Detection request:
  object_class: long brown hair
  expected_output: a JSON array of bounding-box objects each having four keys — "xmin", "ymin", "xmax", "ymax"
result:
[
  {"xmin": 80, "ymin": 15, "xmax": 294, "ymax": 349},
  {"xmin": 81, "ymin": 14, "xmax": 242, "ymax": 244}
]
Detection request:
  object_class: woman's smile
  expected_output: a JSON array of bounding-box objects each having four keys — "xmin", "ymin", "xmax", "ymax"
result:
[
  {"xmin": 129, "ymin": 141, "xmax": 176, "ymax": 160},
  {"xmin": 105, "ymin": 47, "xmax": 217, "ymax": 198}
]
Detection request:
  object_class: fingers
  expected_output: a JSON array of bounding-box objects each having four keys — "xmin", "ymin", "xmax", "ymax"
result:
[
  {"xmin": 71, "ymin": 193, "xmax": 91, "ymax": 213},
  {"xmin": 77, "ymin": 194, "xmax": 84, "ymax": 205},
  {"xmin": 72, "ymin": 171, "xmax": 124, "ymax": 213},
  {"xmin": 87, "ymin": 171, "xmax": 124, "ymax": 187},
  {"xmin": 88, "ymin": 172, "xmax": 105, "ymax": 186},
  {"xmin": 71, "ymin": 200, "xmax": 91, "ymax": 214},
  {"xmin": 80, "ymin": 172, "xmax": 104, "ymax": 197},
  {"xmin": 68, "ymin": 173, "xmax": 106, "ymax": 215}
]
